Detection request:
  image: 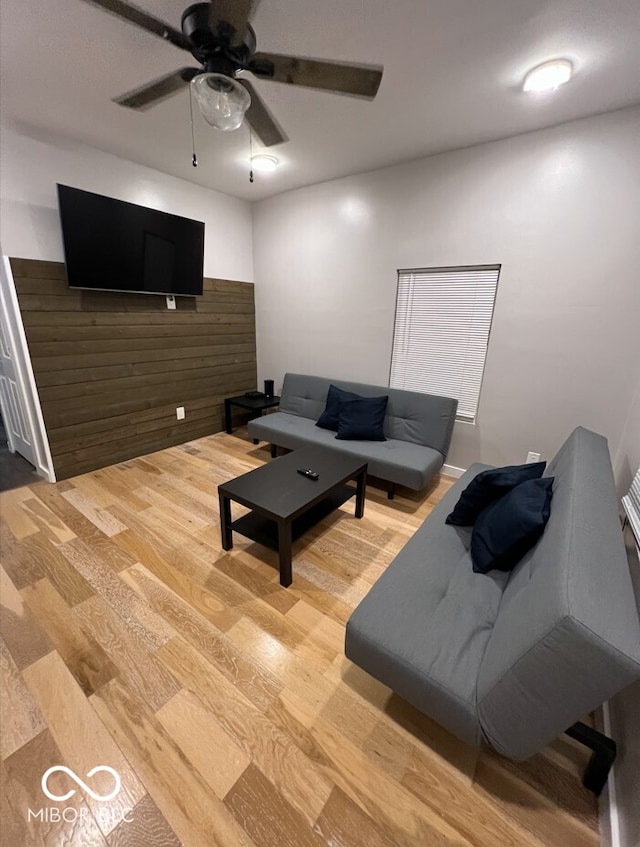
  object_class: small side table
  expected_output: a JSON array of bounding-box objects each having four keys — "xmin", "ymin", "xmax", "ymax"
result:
[{"xmin": 224, "ymin": 394, "xmax": 280, "ymax": 435}]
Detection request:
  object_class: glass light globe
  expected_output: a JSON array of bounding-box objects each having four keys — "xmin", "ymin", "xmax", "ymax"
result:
[{"xmin": 191, "ymin": 73, "xmax": 251, "ymax": 131}]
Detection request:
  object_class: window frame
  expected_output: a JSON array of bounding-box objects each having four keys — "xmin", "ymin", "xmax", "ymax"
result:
[{"xmin": 389, "ymin": 263, "xmax": 501, "ymax": 424}]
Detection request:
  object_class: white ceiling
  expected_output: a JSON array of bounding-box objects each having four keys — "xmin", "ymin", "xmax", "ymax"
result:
[{"xmin": 2, "ymin": 0, "xmax": 639, "ymax": 201}]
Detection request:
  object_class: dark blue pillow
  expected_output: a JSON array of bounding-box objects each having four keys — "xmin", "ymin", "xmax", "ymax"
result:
[
  {"xmin": 446, "ymin": 462, "xmax": 546, "ymax": 526},
  {"xmin": 335, "ymin": 395, "xmax": 388, "ymax": 441},
  {"xmin": 316, "ymin": 384, "xmax": 360, "ymax": 431},
  {"xmin": 471, "ymin": 477, "xmax": 554, "ymax": 574}
]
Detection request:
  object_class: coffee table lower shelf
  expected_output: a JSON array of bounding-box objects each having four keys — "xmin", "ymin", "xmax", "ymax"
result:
[
  {"xmin": 218, "ymin": 447, "xmax": 367, "ymax": 587},
  {"xmin": 230, "ymin": 484, "xmax": 356, "ymax": 551}
]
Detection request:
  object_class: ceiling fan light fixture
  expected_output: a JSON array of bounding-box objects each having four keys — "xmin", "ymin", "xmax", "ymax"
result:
[
  {"xmin": 523, "ymin": 59, "xmax": 573, "ymax": 93},
  {"xmin": 191, "ymin": 72, "xmax": 250, "ymax": 130},
  {"xmin": 251, "ymin": 154, "xmax": 279, "ymax": 172}
]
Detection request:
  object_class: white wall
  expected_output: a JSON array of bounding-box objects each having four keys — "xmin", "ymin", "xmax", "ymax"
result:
[
  {"xmin": 253, "ymin": 106, "xmax": 640, "ymax": 471},
  {"xmin": 0, "ymin": 124, "xmax": 253, "ymax": 282}
]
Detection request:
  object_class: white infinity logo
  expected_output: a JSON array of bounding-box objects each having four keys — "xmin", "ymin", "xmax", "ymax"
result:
[{"xmin": 41, "ymin": 766, "xmax": 122, "ymax": 802}]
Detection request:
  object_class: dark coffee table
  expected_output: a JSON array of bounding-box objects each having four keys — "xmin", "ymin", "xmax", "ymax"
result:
[{"xmin": 218, "ymin": 446, "xmax": 367, "ymax": 587}]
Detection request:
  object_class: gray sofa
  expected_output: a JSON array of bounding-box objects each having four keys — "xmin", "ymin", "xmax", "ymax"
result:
[
  {"xmin": 248, "ymin": 373, "xmax": 458, "ymax": 497},
  {"xmin": 345, "ymin": 426, "xmax": 640, "ymax": 784}
]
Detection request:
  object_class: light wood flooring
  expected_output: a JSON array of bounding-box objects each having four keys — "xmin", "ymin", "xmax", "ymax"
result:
[{"xmin": 0, "ymin": 430, "xmax": 600, "ymax": 847}]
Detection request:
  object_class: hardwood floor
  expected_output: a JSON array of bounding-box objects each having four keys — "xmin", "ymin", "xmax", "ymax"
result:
[{"xmin": 0, "ymin": 430, "xmax": 600, "ymax": 847}]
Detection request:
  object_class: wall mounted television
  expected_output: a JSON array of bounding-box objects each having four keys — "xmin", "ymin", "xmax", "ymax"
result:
[{"xmin": 57, "ymin": 184, "xmax": 205, "ymax": 297}]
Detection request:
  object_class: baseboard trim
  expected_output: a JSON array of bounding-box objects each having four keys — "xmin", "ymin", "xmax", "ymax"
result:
[
  {"xmin": 37, "ymin": 461, "xmax": 56, "ymax": 483},
  {"xmin": 442, "ymin": 463, "xmax": 465, "ymax": 479},
  {"xmin": 602, "ymin": 701, "xmax": 621, "ymax": 847}
]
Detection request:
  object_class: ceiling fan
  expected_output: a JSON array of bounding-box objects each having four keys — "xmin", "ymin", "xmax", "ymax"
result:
[{"xmin": 81, "ymin": 0, "xmax": 384, "ymax": 147}]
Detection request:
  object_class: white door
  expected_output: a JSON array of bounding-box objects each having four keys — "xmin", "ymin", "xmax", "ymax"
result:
[
  {"xmin": 0, "ymin": 253, "xmax": 54, "ymax": 480},
  {"xmin": 0, "ymin": 308, "xmax": 37, "ymax": 466}
]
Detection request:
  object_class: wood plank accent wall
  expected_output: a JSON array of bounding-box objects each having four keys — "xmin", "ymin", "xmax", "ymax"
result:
[{"xmin": 11, "ymin": 258, "xmax": 257, "ymax": 480}]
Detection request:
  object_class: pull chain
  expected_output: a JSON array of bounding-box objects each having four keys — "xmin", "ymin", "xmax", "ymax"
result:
[
  {"xmin": 249, "ymin": 127, "xmax": 254, "ymax": 183},
  {"xmin": 189, "ymin": 85, "xmax": 198, "ymax": 167}
]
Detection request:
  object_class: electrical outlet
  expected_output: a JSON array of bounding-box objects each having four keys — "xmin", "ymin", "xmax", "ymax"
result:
[
  {"xmin": 526, "ymin": 451, "xmax": 541, "ymax": 463},
  {"xmin": 176, "ymin": 406, "xmax": 185, "ymax": 420}
]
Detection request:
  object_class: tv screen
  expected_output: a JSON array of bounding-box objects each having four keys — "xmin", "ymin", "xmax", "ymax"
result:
[{"xmin": 57, "ymin": 184, "xmax": 205, "ymax": 296}]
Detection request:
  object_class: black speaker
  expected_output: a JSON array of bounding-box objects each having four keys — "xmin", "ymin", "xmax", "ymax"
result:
[{"xmin": 264, "ymin": 379, "xmax": 274, "ymax": 399}]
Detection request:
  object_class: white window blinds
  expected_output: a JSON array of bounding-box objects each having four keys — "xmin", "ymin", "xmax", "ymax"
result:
[
  {"xmin": 622, "ymin": 468, "xmax": 640, "ymax": 548},
  {"xmin": 390, "ymin": 265, "xmax": 500, "ymax": 422}
]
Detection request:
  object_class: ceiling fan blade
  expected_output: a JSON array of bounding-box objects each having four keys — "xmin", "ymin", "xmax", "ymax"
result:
[
  {"xmin": 209, "ymin": 0, "xmax": 261, "ymax": 41},
  {"xmin": 114, "ymin": 68, "xmax": 199, "ymax": 110},
  {"xmin": 79, "ymin": 0, "xmax": 191, "ymax": 50},
  {"xmin": 238, "ymin": 79, "xmax": 288, "ymax": 147},
  {"xmin": 251, "ymin": 53, "xmax": 383, "ymax": 99}
]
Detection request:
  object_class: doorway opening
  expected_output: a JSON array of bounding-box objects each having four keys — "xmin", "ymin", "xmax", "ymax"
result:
[{"xmin": 0, "ymin": 409, "xmax": 40, "ymax": 492}]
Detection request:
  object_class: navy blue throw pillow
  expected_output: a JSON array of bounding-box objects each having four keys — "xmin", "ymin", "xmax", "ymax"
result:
[
  {"xmin": 471, "ymin": 477, "xmax": 554, "ymax": 574},
  {"xmin": 446, "ymin": 462, "xmax": 546, "ymax": 526},
  {"xmin": 316, "ymin": 384, "xmax": 361, "ymax": 431},
  {"xmin": 335, "ymin": 395, "xmax": 388, "ymax": 441}
]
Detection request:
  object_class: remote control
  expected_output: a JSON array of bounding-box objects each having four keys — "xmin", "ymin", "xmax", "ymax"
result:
[{"xmin": 297, "ymin": 468, "xmax": 319, "ymax": 480}]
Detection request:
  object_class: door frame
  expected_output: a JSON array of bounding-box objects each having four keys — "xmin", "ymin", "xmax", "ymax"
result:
[{"xmin": 0, "ymin": 253, "xmax": 55, "ymax": 482}]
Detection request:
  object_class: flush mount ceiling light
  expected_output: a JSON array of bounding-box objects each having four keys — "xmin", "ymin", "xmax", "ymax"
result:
[
  {"xmin": 523, "ymin": 59, "xmax": 573, "ymax": 92},
  {"xmin": 251, "ymin": 155, "xmax": 279, "ymax": 172}
]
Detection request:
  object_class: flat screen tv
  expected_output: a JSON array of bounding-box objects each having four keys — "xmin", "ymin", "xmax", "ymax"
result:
[{"xmin": 57, "ymin": 184, "xmax": 205, "ymax": 296}]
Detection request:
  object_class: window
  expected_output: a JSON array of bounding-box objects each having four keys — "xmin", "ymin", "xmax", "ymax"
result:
[
  {"xmin": 389, "ymin": 265, "xmax": 500, "ymax": 423},
  {"xmin": 622, "ymin": 468, "xmax": 640, "ymax": 548}
]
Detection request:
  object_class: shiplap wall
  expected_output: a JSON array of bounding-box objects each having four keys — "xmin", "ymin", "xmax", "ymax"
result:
[{"xmin": 11, "ymin": 258, "xmax": 257, "ymax": 480}]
